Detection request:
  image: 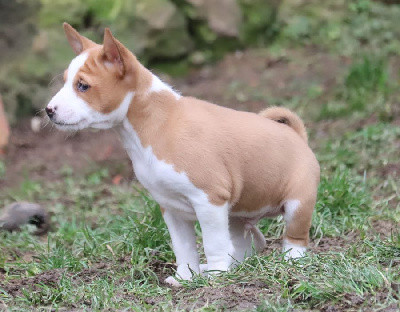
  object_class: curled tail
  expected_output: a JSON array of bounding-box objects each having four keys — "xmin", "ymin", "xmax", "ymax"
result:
[{"xmin": 259, "ymin": 107, "xmax": 308, "ymax": 144}]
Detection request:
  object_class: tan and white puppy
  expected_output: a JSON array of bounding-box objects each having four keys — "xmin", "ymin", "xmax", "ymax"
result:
[{"xmin": 46, "ymin": 23, "xmax": 320, "ymax": 286}]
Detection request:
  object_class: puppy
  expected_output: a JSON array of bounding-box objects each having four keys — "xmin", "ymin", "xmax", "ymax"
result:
[{"xmin": 46, "ymin": 23, "xmax": 320, "ymax": 286}]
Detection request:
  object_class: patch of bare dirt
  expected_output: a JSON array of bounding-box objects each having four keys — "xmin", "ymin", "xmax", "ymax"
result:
[
  {"xmin": 70, "ymin": 262, "xmax": 112, "ymax": 284},
  {"xmin": 174, "ymin": 48, "xmax": 346, "ymax": 113},
  {"xmin": 175, "ymin": 282, "xmax": 273, "ymax": 311},
  {"xmin": 320, "ymin": 290, "xmax": 399, "ymax": 312},
  {"xmin": 379, "ymin": 163, "xmax": 400, "ymax": 179},
  {"xmin": 312, "ymin": 232, "xmax": 359, "ymax": 253},
  {"xmin": 0, "ymin": 122, "xmax": 132, "ymax": 189},
  {"xmin": 259, "ymin": 234, "xmax": 360, "ymax": 256},
  {"xmin": 371, "ymin": 219, "xmax": 398, "ymax": 236},
  {"xmin": 0, "ymin": 260, "xmax": 139, "ymax": 306},
  {"xmin": 1, "ymin": 268, "xmax": 65, "ymax": 297}
]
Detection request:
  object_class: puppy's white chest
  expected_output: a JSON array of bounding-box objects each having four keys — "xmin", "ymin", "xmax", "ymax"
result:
[
  {"xmin": 132, "ymin": 153, "xmax": 196, "ymax": 214},
  {"xmin": 119, "ymin": 120, "xmax": 200, "ymax": 214}
]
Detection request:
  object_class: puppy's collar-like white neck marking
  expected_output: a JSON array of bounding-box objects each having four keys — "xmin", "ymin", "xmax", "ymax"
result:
[{"xmin": 149, "ymin": 74, "xmax": 181, "ymax": 100}]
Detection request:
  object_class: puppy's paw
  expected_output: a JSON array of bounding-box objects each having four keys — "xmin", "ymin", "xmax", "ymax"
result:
[
  {"xmin": 283, "ymin": 239, "xmax": 307, "ymax": 259},
  {"xmin": 165, "ymin": 276, "xmax": 182, "ymax": 287},
  {"xmin": 199, "ymin": 264, "xmax": 208, "ymax": 276}
]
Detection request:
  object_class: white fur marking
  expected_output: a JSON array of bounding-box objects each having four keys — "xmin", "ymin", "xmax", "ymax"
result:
[
  {"xmin": 195, "ymin": 201, "xmax": 234, "ymax": 272},
  {"xmin": 283, "ymin": 239, "xmax": 306, "ymax": 259},
  {"xmin": 149, "ymin": 74, "xmax": 181, "ymax": 100},
  {"xmin": 163, "ymin": 210, "xmax": 199, "ymax": 284},
  {"xmin": 118, "ymin": 118, "xmax": 206, "ymax": 215},
  {"xmin": 118, "ymin": 119, "xmax": 233, "ymax": 282},
  {"xmin": 283, "ymin": 199, "xmax": 300, "ymax": 223},
  {"xmin": 47, "ymin": 53, "xmax": 134, "ymax": 131}
]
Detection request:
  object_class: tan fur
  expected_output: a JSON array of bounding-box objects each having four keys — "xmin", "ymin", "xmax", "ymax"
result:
[
  {"xmin": 73, "ymin": 46, "xmax": 137, "ymax": 114},
  {"xmin": 63, "ymin": 25, "xmax": 320, "ymax": 249},
  {"xmin": 62, "ymin": 26, "xmax": 143, "ymax": 115},
  {"xmin": 259, "ymin": 107, "xmax": 308, "ymax": 143},
  {"xmin": 127, "ymin": 88, "xmax": 319, "ymax": 212}
]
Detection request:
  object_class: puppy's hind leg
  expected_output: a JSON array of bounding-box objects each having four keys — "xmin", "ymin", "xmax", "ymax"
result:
[
  {"xmin": 195, "ymin": 202, "xmax": 234, "ymax": 273},
  {"xmin": 229, "ymin": 217, "xmax": 266, "ymax": 263},
  {"xmin": 282, "ymin": 197, "xmax": 315, "ymax": 259},
  {"xmin": 200, "ymin": 218, "xmax": 265, "ymax": 274}
]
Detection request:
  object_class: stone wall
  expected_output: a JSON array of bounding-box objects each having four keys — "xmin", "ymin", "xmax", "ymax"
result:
[{"xmin": 0, "ymin": 0, "xmax": 280, "ymax": 123}]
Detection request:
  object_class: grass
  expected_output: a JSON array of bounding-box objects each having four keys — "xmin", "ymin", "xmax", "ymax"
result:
[
  {"xmin": 280, "ymin": 0, "xmax": 400, "ymax": 56},
  {"xmin": 0, "ymin": 128, "xmax": 399, "ymax": 310},
  {"xmin": 319, "ymin": 55, "xmax": 390, "ymax": 119},
  {"xmin": 1, "ymin": 0, "xmax": 400, "ymax": 310}
]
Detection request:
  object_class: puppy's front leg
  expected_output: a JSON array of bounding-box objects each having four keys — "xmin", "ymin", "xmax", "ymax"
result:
[
  {"xmin": 195, "ymin": 202, "xmax": 234, "ymax": 273},
  {"xmin": 162, "ymin": 209, "xmax": 200, "ymax": 286}
]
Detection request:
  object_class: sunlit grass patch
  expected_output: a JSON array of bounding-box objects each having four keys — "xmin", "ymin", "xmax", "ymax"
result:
[
  {"xmin": 319, "ymin": 55, "xmax": 391, "ymax": 119},
  {"xmin": 0, "ymin": 163, "xmax": 398, "ymax": 310},
  {"xmin": 319, "ymin": 123, "xmax": 400, "ymax": 176},
  {"xmin": 312, "ymin": 168, "xmax": 371, "ymax": 238}
]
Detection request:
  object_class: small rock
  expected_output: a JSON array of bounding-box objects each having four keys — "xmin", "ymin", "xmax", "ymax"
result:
[
  {"xmin": 31, "ymin": 116, "xmax": 43, "ymax": 133},
  {"xmin": 0, "ymin": 202, "xmax": 50, "ymax": 235}
]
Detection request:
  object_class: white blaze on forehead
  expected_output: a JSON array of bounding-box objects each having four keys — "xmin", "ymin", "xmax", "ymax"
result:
[
  {"xmin": 66, "ymin": 53, "xmax": 89, "ymax": 86},
  {"xmin": 47, "ymin": 51, "xmax": 134, "ymax": 131}
]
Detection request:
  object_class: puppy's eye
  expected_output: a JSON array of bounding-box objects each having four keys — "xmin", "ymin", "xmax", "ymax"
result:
[{"xmin": 77, "ymin": 80, "xmax": 90, "ymax": 92}]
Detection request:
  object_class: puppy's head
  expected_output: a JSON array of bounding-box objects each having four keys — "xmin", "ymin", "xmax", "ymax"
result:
[{"xmin": 46, "ymin": 23, "xmax": 135, "ymax": 131}]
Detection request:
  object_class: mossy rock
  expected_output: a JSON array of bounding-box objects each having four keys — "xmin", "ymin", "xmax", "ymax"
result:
[
  {"xmin": 113, "ymin": 0, "xmax": 193, "ymax": 61},
  {"xmin": 239, "ymin": 0, "xmax": 281, "ymax": 45},
  {"xmin": 38, "ymin": 0, "xmax": 193, "ymax": 61},
  {"xmin": 174, "ymin": 0, "xmax": 280, "ymax": 64}
]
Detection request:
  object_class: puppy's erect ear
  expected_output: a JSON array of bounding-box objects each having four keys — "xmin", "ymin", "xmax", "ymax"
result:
[
  {"xmin": 63, "ymin": 22, "xmax": 96, "ymax": 55},
  {"xmin": 102, "ymin": 28, "xmax": 125, "ymax": 77}
]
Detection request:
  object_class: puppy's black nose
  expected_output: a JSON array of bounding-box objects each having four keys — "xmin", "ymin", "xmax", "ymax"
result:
[{"xmin": 45, "ymin": 106, "xmax": 55, "ymax": 118}]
